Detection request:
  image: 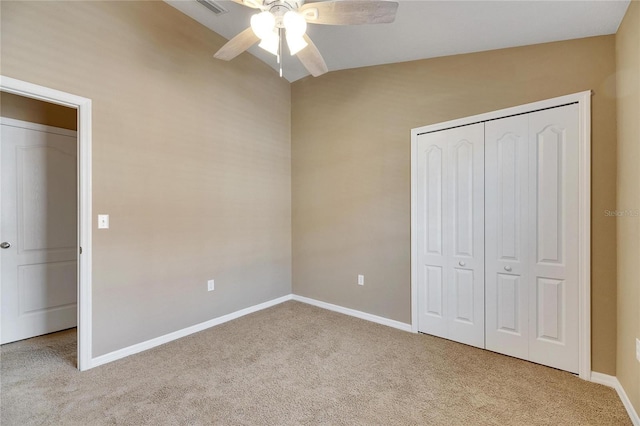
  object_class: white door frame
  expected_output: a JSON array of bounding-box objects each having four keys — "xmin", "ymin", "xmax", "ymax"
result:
[
  {"xmin": 410, "ymin": 91, "xmax": 592, "ymax": 380},
  {"xmin": 0, "ymin": 76, "xmax": 92, "ymax": 371}
]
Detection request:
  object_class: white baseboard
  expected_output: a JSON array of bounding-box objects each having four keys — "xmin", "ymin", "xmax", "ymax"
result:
[
  {"xmin": 589, "ymin": 371, "xmax": 619, "ymax": 388},
  {"xmin": 89, "ymin": 294, "xmax": 412, "ymax": 369},
  {"xmin": 291, "ymin": 294, "xmax": 413, "ymax": 333},
  {"xmin": 90, "ymin": 294, "xmax": 293, "ymax": 369},
  {"xmin": 590, "ymin": 372, "xmax": 640, "ymax": 425}
]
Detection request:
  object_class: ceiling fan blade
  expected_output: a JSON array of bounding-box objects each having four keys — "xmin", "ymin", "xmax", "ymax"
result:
[
  {"xmin": 228, "ymin": 0, "xmax": 263, "ymax": 9},
  {"xmin": 213, "ymin": 27, "xmax": 260, "ymax": 61},
  {"xmin": 296, "ymin": 34, "xmax": 328, "ymax": 77},
  {"xmin": 300, "ymin": 1, "xmax": 399, "ymax": 25}
]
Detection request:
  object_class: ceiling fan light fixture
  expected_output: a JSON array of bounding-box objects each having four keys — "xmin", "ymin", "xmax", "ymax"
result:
[
  {"xmin": 258, "ymin": 32, "xmax": 279, "ymax": 55},
  {"xmin": 216, "ymin": 0, "xmax": 400, "ymax": 78},
  {"xmin": 250, "ymin": 11, "xmax": 276, "ymax": 40},
  {"xmin": 283, "ymin": 11, "xmax": 307, "ymax": 37},
  {"xmin": 286, "ymin": 34, "xmax": 308, "ymax": 55}
]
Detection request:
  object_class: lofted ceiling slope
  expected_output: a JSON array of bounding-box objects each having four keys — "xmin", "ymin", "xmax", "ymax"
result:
[{"xmin": 166, "ymin": 0, "xmax": 630, "ymax": 82}]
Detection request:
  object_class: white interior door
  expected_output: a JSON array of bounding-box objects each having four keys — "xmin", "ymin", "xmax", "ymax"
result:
[
  {"xmin": 1, "ymin": 119, "xmax": 78, "ymax": 344},
  {"xmin": 485, "ymin": 114, "xmax": 530, "ymax": 360},
  {"xmin": 417, "ymin": 123, "xmax": 484, "ymax": 348},
  {"xmin": 527, "ymin": 104, "xmax": 579, "ymax": 373}
]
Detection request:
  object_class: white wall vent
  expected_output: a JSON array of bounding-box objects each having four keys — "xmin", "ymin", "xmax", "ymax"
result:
[{"xmin": 196, "ymin": 0, "xmax": 229, "ymax": 16}]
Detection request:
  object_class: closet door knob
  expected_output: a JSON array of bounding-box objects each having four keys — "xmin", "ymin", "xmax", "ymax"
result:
[
  {"xmin": 458, "ymin": 261, "xmax": 465, "ymax": 267},
  {"xmin": 504, "ymin": 266, "xmax": 512, "ymax": 272}
]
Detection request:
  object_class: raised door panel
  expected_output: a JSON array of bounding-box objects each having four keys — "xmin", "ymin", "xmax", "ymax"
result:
[
  {"xmin": 426, "ymin": 146, "xmax": 444, "ymax": 256},
  {"xmin": 485, "ymin": 115, "xmax": 529, "ymax": 360},
  {"xmin": 19, "ymin": 261, "xmax": 77, "ymax": 314},
  {"xmin": 19, "ymin": 145, "xmax": 77, "ymax": 253},
  {"xmin": 453, "ymin": 268, "xmax": 474, "ymax": 323},
  {"xmin": 424, "ymin": 266, "xmax": 444, "ymax": 317},
  {"xmin": 527, "ymin": 104, "xmax": 579, "ymax": 373},
  {"xmin": 535, "ymin": 278, "xmax": 565, "ymax": 343},
  {"xmin": 496, "ymin": 274, "xmax": 521, "ymax": 333},
  {"xmin": 446, "ymin": 124, "xmax": 484, "ymax": 348},
  {"xmin": 535, "ymin": 127, "xmax": 564, "ymax": 265},
  {"xmin": 452, "ymin": 140, "xmax": 473, "ymax": 258}
]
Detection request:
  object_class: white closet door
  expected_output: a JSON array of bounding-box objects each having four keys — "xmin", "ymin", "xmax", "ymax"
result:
[
  {"xmin": 446, "ymin": 125, "xmax": 485, "ymax": 347},
  {"xmin": 416, "ymin": 124, "xmax": 484, "ymax": 348},
  {"xmin": 485, "ymin": 115, "xmax": 530, "ymax": 359},
  {"xmin": 416, "ymin": 130, "xmax": 448, "ymax": 338},
  {"xmin": 527, "ymin": 104, "xmax": 579, "ymax": 373}
]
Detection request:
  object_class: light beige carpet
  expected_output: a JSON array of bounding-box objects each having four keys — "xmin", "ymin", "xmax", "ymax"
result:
[{"xmin": 0, "ymin": 301, "xmax": 631, "ymax": 425}]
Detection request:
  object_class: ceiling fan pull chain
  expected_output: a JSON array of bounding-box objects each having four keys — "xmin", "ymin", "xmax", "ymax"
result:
[
  {"xmin": 277, "ymin": 27, "xmax": 281, "ymax": 65},
  {"xmin": 279, "ymin": 27, "xmax": 283, "ymax": 77}
]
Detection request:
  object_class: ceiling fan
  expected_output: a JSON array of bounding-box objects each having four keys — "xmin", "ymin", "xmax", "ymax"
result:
[{"xmin": 213, "ymin": 0, "xmax": 399, "ymax": 77}]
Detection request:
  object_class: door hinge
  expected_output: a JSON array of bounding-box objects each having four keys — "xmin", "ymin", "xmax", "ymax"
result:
[{"xmin": 79, "ymin": 246, "xmax": 82, "ymax": 254}]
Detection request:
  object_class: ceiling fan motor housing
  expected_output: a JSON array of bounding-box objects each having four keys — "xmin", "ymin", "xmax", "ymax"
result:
[{"xmin": 265, "ymin": 1, "xmax": 305, "ymax": 27}]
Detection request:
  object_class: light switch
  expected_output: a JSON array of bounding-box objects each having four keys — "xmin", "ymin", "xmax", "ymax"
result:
[{"xmin": 98, "ymin": 214, "xmax": 109, "ymax": 229}]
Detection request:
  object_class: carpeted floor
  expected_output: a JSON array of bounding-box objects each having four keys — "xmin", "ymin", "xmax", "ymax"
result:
[{"xmin": 0, "ymin": 301, "xmax": 631, "ymax": 425}]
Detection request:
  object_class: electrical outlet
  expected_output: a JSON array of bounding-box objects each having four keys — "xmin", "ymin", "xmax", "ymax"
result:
[
  {"xmin": 636, "ymin": 338, "xmax": 640, "ymax": 363},
  {"xmin": 207, "ymin": 279, "xmax": 215, "ymax": 292},
  {"xmin": 358, "ymin": 275, "xmax": 364, "ymax": 286}
]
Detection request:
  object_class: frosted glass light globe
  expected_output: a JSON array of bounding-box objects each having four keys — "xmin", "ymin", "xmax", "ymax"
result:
[
  {"xmin": 251, "ymin": 11, "xmax": 276, "ymax": 40},
  {"xmin": 283, "ymin": 11, "xmax": 307, "ymax": 37},
  {"xmin": 286, "ymin": 34, "xmax": 308, "ymax": 55},
  {"xmin": 259, "ymin": 32, "xmax": 280, "ymax": 55}
]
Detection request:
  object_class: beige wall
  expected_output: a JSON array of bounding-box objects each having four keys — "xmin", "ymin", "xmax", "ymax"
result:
[
  {"xmin": 616, "ymin": 0, "xmax": 640, "ymax": 414},
  {"xmin": 0, "ymin": 0, "xmax": 625, "ymax": 378},
  {"xmin": 1, "ymin": 1, "xmax": 291, "ymax": 357},
  {"xmin": 1, "ymin": 92, "xmax": 77, "ymax": 130},
  {"xmin": 292, "ymin": 36, "xmax": 619, "ymax": 375}
]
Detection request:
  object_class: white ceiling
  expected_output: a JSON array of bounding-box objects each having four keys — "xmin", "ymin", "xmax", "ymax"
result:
[{"xmin": 166, "ymin": 0, "xmax": 630, "ymax": 82}]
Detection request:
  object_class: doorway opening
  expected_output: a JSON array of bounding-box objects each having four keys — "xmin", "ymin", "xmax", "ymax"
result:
[{"xmin": 0, "ymin": 76, "xmax": 92, "ymax": 371}]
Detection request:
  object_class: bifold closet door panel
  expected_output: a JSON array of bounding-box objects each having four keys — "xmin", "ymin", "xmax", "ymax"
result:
[
  {"xmin": 446, "ymin": 125, "xmax": 485, "ymax": 348},
  {"xmin": 485, "ymin": 115, "xmax": 530, "ymax": 360},
  {"xmin": 416, "ymin": 123, "xmax": 485, "ymax": 348},
  {"xmin": 416, "ymin": 130, "xmax": 449, "ymax": 339},
  {"xmin": 527, "ymin": 104, "xmax": 580, "ymax": 374}
]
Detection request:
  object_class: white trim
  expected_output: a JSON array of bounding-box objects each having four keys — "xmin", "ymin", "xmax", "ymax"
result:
[
  {"xmin": 411, "ymin": 91, "xmax": 589, "ymax": 135},
  {"xmin": 0, "ymin": 117, "xmax": 77, "ymax": 137},
  {"xmin": 1, "ymin": 76, "xmax": 93, "ymax": 371},
  {"xmin": 410, "ymin": 127, "xmax": 419, "ymax": 333},
  {"xmin": 577, "ymin": 91, "xmax": 592, "ymax": 380},
  {"xmin": 292, "ymin": 294, "xmax": 413, "ymax": 332},
  {"xmin": 589, "ymin": 371, "xmax": 619, "ymax": 388},
  {"xmin": 90, "ymin": 294, "xmax": 293, "ymax": 368},
  {"xmin": 590, "ymin": 372, "xmax": 640, "ymax": 426},
  {"xmin": 410, "ymin": 91, "xmax": 592, "ymax": 377}
]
